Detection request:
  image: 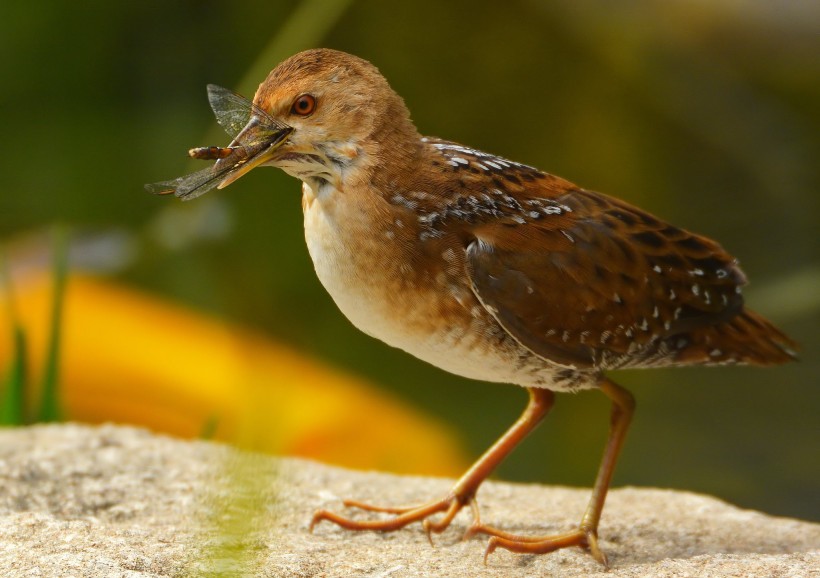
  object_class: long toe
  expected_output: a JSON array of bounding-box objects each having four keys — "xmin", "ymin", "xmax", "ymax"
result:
[
  {"xmin": 483, "ymin": 527, "xmax": 609, "ymax": 568},
  {"xmin": 310, "ymin": 494, "xmax": 474, "ymax": 537}
]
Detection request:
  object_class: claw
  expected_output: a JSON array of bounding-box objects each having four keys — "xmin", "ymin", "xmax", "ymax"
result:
[
  {"xmin": 581, "ymin": 526, "xmax": 608, "ymax": 568},
  {"xmin": 421, "ymin": 520, "xmax": 436, "ymax": 547}
]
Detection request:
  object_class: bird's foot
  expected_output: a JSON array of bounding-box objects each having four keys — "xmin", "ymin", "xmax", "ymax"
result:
[
  {"xmin": 472, "ymin": 523, "xmax": 608, "ymax": 568},
  {"xmin": 310, "ymin": 493, "xmax": 481, "ymax": 544}
]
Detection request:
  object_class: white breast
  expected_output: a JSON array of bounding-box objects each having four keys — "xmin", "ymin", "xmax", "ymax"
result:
[{"xmin": 302, "ymin": 182, "xmax": 405, "ymax": 343}]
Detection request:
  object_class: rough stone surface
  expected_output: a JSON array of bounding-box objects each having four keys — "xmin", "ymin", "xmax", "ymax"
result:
[{"xmin": 0, "ymin": 424, "xmax": 817, "ymax": 577}]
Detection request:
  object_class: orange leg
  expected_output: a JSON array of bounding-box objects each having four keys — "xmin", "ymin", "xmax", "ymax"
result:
[
  {"xmin": 310, "ymin": 387, "xmax": 555, "ymax": 539},
  {"xmin": 475, "ymin": 377, "xmax": 635, "ymax": 567}
]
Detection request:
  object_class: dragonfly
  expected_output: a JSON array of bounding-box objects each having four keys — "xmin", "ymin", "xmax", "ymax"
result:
[{"xmin": 145, "ymin": 84, "xmax": 293, "ymax": 201}]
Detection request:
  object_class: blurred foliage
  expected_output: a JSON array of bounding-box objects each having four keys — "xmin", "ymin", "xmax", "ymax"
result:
[
  {"xmin": 37, "ymin": 227, "xmax": 68, "ymax": 422},
  {"xmin": 0, "ymin": 0, "xmax": 818, "ymax": 522},
  {"xmin": 0, "ymin": 254, "xmax": 26, "ymax": 425},
  {"xmin": 0, "ymin": 229, "xmax": 67, "ymax": 424},
  {"xmin": 191, "ymin": 451, "xmax": 280, "ymax": 577}
]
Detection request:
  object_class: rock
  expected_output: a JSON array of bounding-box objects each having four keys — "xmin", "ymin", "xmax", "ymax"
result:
[{"xmin": 0, "ymin": 423, "xmax": 817, "ymax": 577}]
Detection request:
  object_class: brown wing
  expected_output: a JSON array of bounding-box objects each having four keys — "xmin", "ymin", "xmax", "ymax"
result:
[
  {"xmin": 414, "ymin": 137, "xmax": 792, "ymax": 369},
  {"xmin": 464, "ymin": 188, "xmax": 746, "ymax": 370}
]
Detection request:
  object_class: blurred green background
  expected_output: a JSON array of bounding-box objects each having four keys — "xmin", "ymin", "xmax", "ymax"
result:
[{"xmin": 1, "ymin": 0, "xmax": 817, "ymax": 521}]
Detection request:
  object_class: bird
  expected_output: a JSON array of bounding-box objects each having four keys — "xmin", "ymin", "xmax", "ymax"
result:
[{"xmin": 148, "ymin": 48, "xmax": 797, "ymax": 567}]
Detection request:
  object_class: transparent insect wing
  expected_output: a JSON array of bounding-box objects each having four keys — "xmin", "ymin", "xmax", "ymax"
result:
[
  {"xmin": 206, "ymin": 84, "xmax": 289, "ymax": 141},
  {"xmin": 146, "ymin": 86, "xmax": 292, "ymax": 200},
  {"xmin": 145, "ymin": 164, "xmax": 226, "ymax": 200},
  {"xmin": 206, "ymin": 84, "xmax": 254, "ymax": 138}
]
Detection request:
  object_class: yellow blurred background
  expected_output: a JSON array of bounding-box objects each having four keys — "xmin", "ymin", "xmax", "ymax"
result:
[
  {"xmin": 0, "ymin": 269, "xmax": 467, "ymax": 476},
  {"xmin": 0, "ymin": 1, "xmax": 817, "ymax": 520}
]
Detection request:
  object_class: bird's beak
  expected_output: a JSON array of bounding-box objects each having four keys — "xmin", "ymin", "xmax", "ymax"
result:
[{"xmin": 216, "ymin": 116, "xmax": 293, "ymax": 189}]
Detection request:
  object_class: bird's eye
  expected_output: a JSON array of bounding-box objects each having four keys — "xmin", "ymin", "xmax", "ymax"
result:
[{"xmin": 291, "ymin": 94, "xmax": 316, "ymax": 116}]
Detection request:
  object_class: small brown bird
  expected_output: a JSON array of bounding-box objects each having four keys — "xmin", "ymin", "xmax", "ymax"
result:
[{"xmin": 148, "ymin": 48, "xmax": 796, "ymax": 567}]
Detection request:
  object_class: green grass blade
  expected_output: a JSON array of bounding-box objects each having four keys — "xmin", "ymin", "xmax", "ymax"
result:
[
  {"xmin": 1, "ymin": 253, "xmax": 28, "ymax": 426},
  {"xmin": 37, "ymin": 226, "xmax": 70, "ymax": 423},
  {"xmin": 0, "ymin": 325, "xmax": 27, "ymax": 425}
]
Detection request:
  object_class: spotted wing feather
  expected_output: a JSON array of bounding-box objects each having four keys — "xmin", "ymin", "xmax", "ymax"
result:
[
  {"xmin": 422, "ymin": 148, "xmax": 775, "ymax": 370},
  {"xmin": 467, "ymin": 205, "xmax": 743, "ymax": 368},
  {"xmin": 415, "ymin": 138, "xmax": 795, "ymax": 368},
  {"xmin": 466, "ymin": 187, "xmax": 755, "ymax": 369}
]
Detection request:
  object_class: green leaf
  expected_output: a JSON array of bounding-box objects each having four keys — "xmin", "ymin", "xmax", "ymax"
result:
[
  {"xmin": 0, "ymin": 263, "xmax": 27, "ymax": 426},
  {"xmin": 37, "ymin": 226, "xmax": 70, "ymax": 423}
]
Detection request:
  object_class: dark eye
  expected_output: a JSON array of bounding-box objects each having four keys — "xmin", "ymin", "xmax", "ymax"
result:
[{"xmin": 291, "ymin": 94, "xmax": 316, "ymax": 116}]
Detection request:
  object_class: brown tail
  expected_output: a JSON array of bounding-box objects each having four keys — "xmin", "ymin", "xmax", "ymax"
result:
[{"xmin": 677, "ymin": 309, "xmax": 798, "ymax": 366}]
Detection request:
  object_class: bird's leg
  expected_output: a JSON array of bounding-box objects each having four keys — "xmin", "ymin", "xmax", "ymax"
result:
[
  {"xmin": 310, "ymin": 387, "xmax": 555, "ymax": 539},
  {"xmin": 474, "ymin": 377, "xmax": 634, "ymax": 568}
]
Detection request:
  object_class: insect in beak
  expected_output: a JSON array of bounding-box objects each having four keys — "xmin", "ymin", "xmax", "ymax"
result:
[{"xmin": 145, "ymin": 84, "xmax": 292, "ymax": 201}]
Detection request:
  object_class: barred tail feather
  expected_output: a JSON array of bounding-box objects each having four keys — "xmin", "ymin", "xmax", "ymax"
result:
[{"xmin": 677, "ymin": 309, "xmax": 798, "ymax": 366}]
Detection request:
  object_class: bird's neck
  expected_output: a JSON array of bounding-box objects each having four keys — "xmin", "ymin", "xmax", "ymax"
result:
[
  {"xmin": 302, "ymin": 119, "xmax": 425, "ymax": 204},
  {"xmin": 366, "ymin": 107, "xmax": 426, "ymax": 193}
]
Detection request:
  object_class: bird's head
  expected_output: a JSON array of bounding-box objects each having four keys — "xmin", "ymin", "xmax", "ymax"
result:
[{"xmin": 219, "ymin": 48, "xmax": 421, "ymax": 193}]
